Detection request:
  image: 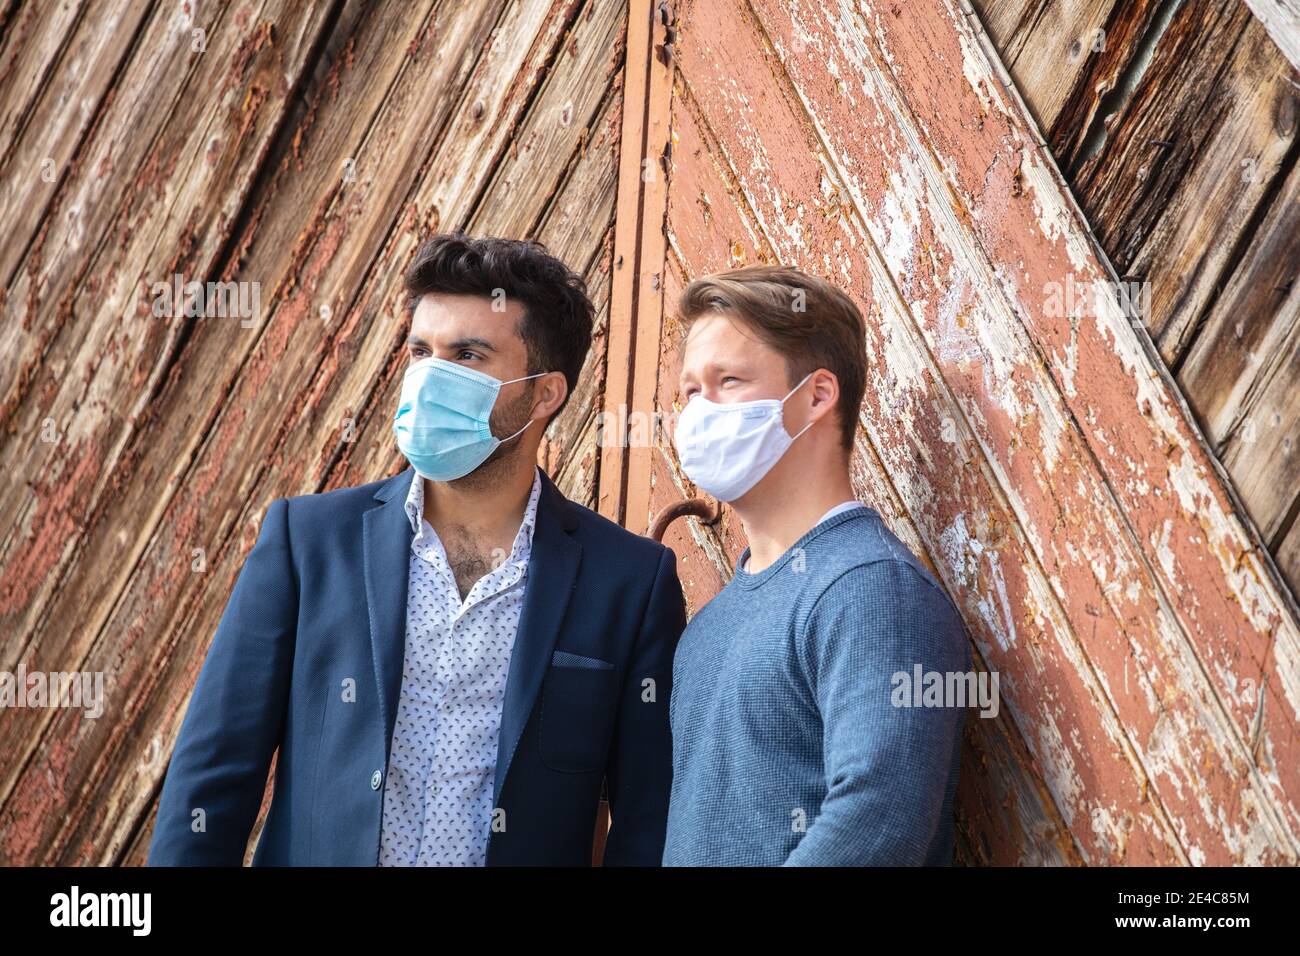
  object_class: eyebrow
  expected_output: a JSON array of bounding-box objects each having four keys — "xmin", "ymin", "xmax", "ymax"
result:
[
  {"xmin": 405, "ymin": 335, "xmax": 498, "ymax": 352},
  {"xmin": 450, "ymin": 337, "xmax": 497, "ymax": 352}
]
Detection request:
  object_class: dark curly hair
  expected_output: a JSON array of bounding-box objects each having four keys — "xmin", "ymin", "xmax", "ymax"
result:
[{"xmin": 403, "ymin": 233, "xmax": 595, "ymax": 417}]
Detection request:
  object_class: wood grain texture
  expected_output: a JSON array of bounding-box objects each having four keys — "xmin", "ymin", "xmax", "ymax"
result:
[
  {"xmin": 1178, "ymin": 154, "xmax": 1300, "ymax": 546},
  {"xmin": 600, "ymin": 0, "xmax": 670, "ymax": 528},
  {"xmin": 1244, "ymin": 0, "xmax": 1300, "ymax": 71},
  {"xmin": 0, "ymin": 0, "xmax": 622, "ymax": 865},
  {"xmin": 973, "ymin": 0, "xmax": 1126, "ymax": 139}
]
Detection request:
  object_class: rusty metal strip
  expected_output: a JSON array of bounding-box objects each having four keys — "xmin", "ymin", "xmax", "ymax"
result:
[
  {"xmin": 599, "ymin": 0, "xmax": 675, "ymax": 532},
  {"xmin": 598, "ymin": 0, "xmax": 653, "ymax": 523},
  {"xmin": 623, "ymin": 3, "xmax": 676, "ymax": 535}
]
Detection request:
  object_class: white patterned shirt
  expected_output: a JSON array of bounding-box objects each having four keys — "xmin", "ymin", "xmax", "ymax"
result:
[{"xmin": 378, "ymin": 467, "xmax": 541, "ymax": 866}]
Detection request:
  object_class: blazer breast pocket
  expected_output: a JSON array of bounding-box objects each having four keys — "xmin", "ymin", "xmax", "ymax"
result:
[{"xmin": 539, "ymin": 651, "xmax": 618, "ymax": 773}]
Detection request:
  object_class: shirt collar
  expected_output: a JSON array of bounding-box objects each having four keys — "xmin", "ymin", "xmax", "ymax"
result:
[{"xmin": 403, "ymin": 466, "xmax": 543, "ymax": 564}]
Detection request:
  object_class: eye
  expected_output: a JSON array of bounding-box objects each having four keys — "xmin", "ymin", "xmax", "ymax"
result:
[
  {"xmin": 456, "ymin": 349, "xmax": 479, "ymax": 362},
  {"xmin": 409, "ymin": 345, "xmax": 430, "ymax": 359},
  {"xmin": 720, "ymin": 375, "xmax": 739, "ymax": 386},
  {"xmin": 682, "ymin": 385, "xmax": 699, "ymax": 400}
]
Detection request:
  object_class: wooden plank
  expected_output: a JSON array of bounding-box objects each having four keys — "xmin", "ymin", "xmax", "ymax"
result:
[
  {"xmin": 533, "ymin": 93, "xmax": 625, "ymax": 509},
  {"xmin": 2, "ymin": 0, "xmax": 215, "ymax": 442},
  {"xmin": 970, "ymin": 0, "xmax": 1121, "ymax": 136},
  {"xmin": 0, "ymin": 0, "xmax": 90, "ymax": 161},
  {"xmin": 1279, "ymin": 516, "xmax": 1300, "ymax": 605},
  {"xmin": 970, "ymin": 1, "xmax": 1300, "ymax": 604},
  {"xmin": 1059, "ymin": 0, "xmax": 1275, "ymax": 361},
  {"xmin": 1178, "ymin": 155, "xmax": 1300, "ymax": 548},
  {"xmin": 0, "ymin": 0, "xmax": 408, "ymax": 860},
  {"xmin": 0, "ymin": 0, "xmax": 346, "ymax": 812},
  {"xmin": 973, "ymin": 0, "xmax": 1169, "ymax": 176},
  {"xmin": 0, "ymin": 0, "xmax": 151, "ymax": 291},
  {"xmin": 1114, "ymin": 15, "xmax": 1296, "ymax": 364},
  {"xmin": 1177, "ymin": 157, "xmax": 1300, "ymax": 449},
  {"xmin": 622, "ymin": 0, "xmax": 675, "ymax": 536},
  {"xmin": 0, "ymin": 0, "xmax": 260, "ymax": 422},
  {"xmin": 1243, "ymin": 0, "xmax": 1300, "ymax": 72},
  {"xmin": 1217, "ymin": 313, "xmax": 1300, "ymax": 545}
]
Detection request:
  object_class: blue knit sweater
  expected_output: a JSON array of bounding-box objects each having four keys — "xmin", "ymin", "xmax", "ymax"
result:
[{"xmin": 663, "ymin": 507, "xmax": 971, "ymax": 866}]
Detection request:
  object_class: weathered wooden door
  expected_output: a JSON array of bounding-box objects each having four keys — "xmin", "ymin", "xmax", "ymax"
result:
[{"xmin": 604, "ymin": 0, "xmax": 1300, "ymax": 864}]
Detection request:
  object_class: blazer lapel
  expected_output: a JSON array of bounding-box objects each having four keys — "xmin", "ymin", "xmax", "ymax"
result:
[
  {"xmin": 362, "ymin": 467, "xmax": 416, "ymax": 762},
  {"xmin": 493, "ymin": 470, "xmax": 582, "ymax": 805}
]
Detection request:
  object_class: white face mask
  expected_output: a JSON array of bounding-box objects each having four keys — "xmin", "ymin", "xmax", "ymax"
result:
[{"xmin": 674, "ymin": 372, "xmax": 814, "ymax": 502}]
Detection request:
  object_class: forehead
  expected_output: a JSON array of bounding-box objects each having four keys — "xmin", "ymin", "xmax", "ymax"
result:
[
  {"xmin": 680, "ymin": 312, "xmax": 779, "ymax": 375},
  {"xmin": 410, "ymin": 292, "xmax": 526, "ymax": 343}
]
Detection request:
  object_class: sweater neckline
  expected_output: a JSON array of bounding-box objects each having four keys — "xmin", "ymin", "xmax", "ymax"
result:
[{"xmin": 733, "ymin": 506, "xmax": 876, "ymax": 589}]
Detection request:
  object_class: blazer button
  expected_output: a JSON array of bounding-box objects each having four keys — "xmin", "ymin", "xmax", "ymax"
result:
[{"xmin": 371, "ymin": 770, "xmax": 383, "ymax": 791}]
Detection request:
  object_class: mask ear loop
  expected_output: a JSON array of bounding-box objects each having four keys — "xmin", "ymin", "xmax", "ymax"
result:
[
  {"xmin": 495, "ymin": 370, "xmax": 552, "ymax": 443},
  {"xmin": 781, "ymin": 371, "xmax": 815, "ymax": 402},
  {"xmin": 498, "ymin": 370, "xmax": 550, "ymax": 386},
  {"xmin": 782, "ymin": 371, "xmax": 817, "ymax": 441},
  {"xmin": 498, "ymin": 418, "xmax": 534, "ymax": 443}
]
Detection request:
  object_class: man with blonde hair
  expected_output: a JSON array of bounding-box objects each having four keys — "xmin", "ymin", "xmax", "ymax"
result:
[{"xmin": 663, "ymin": 265, "xmax": 971, "ymax": 866}]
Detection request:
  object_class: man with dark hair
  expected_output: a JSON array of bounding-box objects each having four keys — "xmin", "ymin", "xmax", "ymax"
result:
[
  {"xmin": 662, "ymin": 265, "xmax": 971, "ymax": 866},
  {"xmin": 150, "ymin": 233, "xmax": 686, "ymax": 866}
]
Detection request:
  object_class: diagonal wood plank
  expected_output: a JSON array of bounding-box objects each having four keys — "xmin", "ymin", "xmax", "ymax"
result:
[
  {"xmin": 1243, "ymin": 0, "xmax": 1300, "ymax": 72},
  {"xmin": 972, "ymin": 0, "xmax": 1300, "ymax": 608},
  {"xmin": 0, "ymin": 0, "xmax": 152, "ymax": 288},
  {"xmin": 0, "ymin": 0, "xmax": 96, "ymax": 161},
  {"xmin": 0, "ymin": 0, "xmax": 355, "ymax": 860}
]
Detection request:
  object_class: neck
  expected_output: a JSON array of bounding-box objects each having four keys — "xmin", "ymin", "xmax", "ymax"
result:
[
  {"xmin": 421, "ymin": 452, "xmax": 537, "ymax": 535},
  {"xmin": 733, "ymin": 455, "xmax": 856, "ymax": 573}
]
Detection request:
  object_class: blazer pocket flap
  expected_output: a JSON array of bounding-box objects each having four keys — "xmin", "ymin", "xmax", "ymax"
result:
[{"xmin": 551, "ymin": 650, "xmax": 614, "ymax": 670}]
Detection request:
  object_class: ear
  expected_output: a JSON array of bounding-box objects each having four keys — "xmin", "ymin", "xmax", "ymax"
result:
[
  {"xmin": 530, "ymin": 371, "xmax": 569, "ymax": 422},
  {"xmin": 806, "ymin": 368, "xmax": 840, "ymax": 423}
]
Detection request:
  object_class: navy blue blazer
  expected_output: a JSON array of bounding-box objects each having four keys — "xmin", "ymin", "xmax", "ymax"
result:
[{"xmin": 148, "ymin": 466, "xmax": 686, "ymax": 866}]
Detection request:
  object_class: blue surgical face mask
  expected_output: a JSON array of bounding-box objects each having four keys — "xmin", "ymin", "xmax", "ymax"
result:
[{"xmin": 393, "ymin": 356, "xmax": 548, "ymax": 481}]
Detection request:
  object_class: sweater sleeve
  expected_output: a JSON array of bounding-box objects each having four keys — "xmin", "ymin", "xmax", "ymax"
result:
[{"xmin": 783, "ymin": 559, "xmax": 971, "ymax": 866}]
